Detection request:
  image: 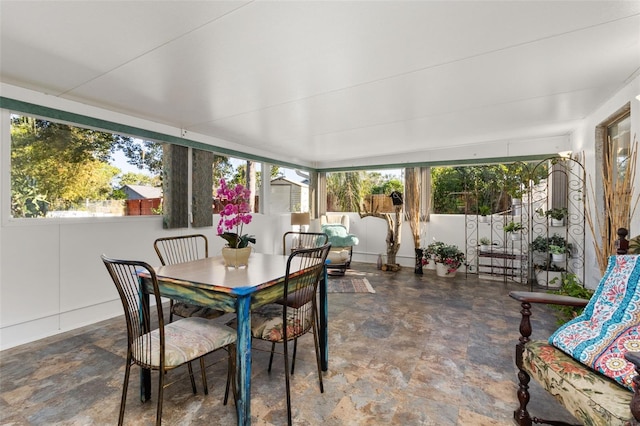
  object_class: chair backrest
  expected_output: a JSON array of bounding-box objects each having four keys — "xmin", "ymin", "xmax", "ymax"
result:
[
  {"xmin": 282, "ymin": 231, "xmax": 329, "ymax": 256},
  {"xmin": 154, "ymin": 234, "xmax": 208, "ymax": 266},
  {"xmin": 282, "ymin": 243, "xmax": 331, "ymax": 340},
  {"xmin": 101, "ymin": 255, "xmax": 164, "ymax": 369},
  {"xmin": 320, "ymin": 214, "xmax": 349, "ymax": 232}
]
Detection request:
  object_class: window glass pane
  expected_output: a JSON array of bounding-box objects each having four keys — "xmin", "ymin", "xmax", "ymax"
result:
[
  {"xmin": 327, "ymin": 170, "xmax": 403, "ymax": 213},
  {"xmin": 607, "ymin": 114, "xmax": 631, "ymax": 183},
  {"xmin": 213, "ymin": 155, "xmax": 262, "ymax": 213},
  {"xmin": 271, "ymin": 166, "xmax": 309, "ymax": 213},
  {"xmin": 430, "ymin": 162, "xmax": 547, "ymax": 214},
  {"xmin": 10, "ymin": 114, "xmax": 162, "ymax": 218}
]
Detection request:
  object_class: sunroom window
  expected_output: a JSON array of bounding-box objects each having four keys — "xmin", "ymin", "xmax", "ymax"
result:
[{"xmin": 10, "ymin": 114, "xmax": 162, "ymax": 218}]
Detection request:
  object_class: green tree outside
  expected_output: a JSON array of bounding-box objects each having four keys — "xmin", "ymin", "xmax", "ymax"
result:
[{"xmin": 10, "ymin": 115, "xmax": 160, "ymax": 217}]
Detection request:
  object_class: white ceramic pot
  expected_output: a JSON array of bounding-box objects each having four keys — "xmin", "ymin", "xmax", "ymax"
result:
[
  {"xmin": 550, "ymin": 218, "xmax": 565, "ymax": 227},
  {"xmin": 425, "ymin": 258, "xmax": 437, "ymax": 270},
  {"xmin": 536, "ymin": 270, "xmax": 563, "ymax": 288},
  {"xmin": 222, "ymin": 246, "xmax": 251, "ymax": 268},
  {"xmin": 551, "ymin": 253, "xmax": 566, "ymax": 263},
  {"xmin": 436, "ymin": 262, "xmax": 457, "ymax": 278}
]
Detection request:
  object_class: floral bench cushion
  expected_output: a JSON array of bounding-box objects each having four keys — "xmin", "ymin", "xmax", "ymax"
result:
[
  {"xmin": 523, "ymin": 340, "xmax": 632, "ymax": 425},
  {"xmin": 549, "ymin": 255, "xmax": 640, "ymax": 391}
]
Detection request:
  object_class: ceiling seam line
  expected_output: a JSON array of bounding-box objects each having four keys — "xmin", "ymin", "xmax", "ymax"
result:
[
  {"xmin": 57, "ymin": 0, "xmax": 256, "ymax": 97},
  {"xmin": 238, "ymin": 87, "xmax": 596, "ymax": 144},
  {"xmin": 187, "ymin": 13, "xmax": 640, "ymax": 127}
]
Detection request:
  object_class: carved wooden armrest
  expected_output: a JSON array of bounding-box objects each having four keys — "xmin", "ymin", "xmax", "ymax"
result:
[
  {"xmin": 509, "ymin": 291, "xmax": 589, "ymax": 308},
  {"xmin": 509, "ymin": 291, "xmax": 589, "ymax": 348},
  {"xmin": 624, "ymin": 352, "xmax": 640, "ymax": 421},
  {"xmin": 510, "ymin": 291, "xmax": 592, "ymax": 424}
]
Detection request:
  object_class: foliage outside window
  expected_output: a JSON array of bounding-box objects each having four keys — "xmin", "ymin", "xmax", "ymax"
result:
[
  {"xmin": 212, "ymin": 155, "xmax": 286, "ymax": 214},
  {"xmin": 326, "ymin": 170, "xmax": 403, "ymax": 213},
  {"xmin": 10, "ymin": 114, "xmax": 162, "ymax": 218},
  {"xmin": 431, "ymin": 162, "xmax": 548, "ymax": 214}
]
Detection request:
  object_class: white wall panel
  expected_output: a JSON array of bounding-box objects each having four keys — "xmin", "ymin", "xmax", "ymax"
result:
[
  {"xmin": 1, "ymin": 225, "xmax": 60, "ymax": 327},
  {"xmin": 59, "ymin": 219, "xmax": 161, "ymax": 312}
]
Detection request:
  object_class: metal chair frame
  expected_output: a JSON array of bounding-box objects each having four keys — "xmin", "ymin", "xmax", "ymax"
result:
[
  {"xmin": 101, "ymin": 255, "xmax": 235, "ymax": 426},
  {"xmin": 153, "ymin": 234, "xmax": 223, "ymax": 322},
  {"xmin": 255, "ymin": 243, "xmax": 331, "ymax": 425},
  {"xmin": 282, "ymin": 231, "xmax": 329, "ymax": 255}
]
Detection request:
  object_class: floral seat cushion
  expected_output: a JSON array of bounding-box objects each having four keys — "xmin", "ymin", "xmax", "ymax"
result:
[
  {"xmin": 523, "ymin": 340, "xmax": 632, "ymax": 425},
  {"xmin": 132, "ymin": 317, "xmax": 236, "ymax": 367},
  {"xmin": 549, "ymin": 255, "xmax": 640, "ymax": 391},
  {"xmin": 249, "ymin": 303, "xmax": 313, "ymax": 341},
  {"xmin": 171, "ymin": 302, "xmax": 225, "ymax": 320}
]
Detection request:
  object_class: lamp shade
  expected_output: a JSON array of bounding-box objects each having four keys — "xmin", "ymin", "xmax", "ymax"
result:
[{"xmin": 290, "ymin": 212, "xmax": 310, "ymax": 226}]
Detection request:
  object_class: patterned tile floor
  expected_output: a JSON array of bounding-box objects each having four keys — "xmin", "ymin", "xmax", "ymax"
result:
[{"xmin": 0, "ymin": 262, "xmax": 578, "ymax": 425}]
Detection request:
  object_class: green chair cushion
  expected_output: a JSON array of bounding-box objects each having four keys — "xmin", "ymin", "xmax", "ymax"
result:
[{"xmin": 321, "ymin": 224, "xmax": 359, "ymax": 247}]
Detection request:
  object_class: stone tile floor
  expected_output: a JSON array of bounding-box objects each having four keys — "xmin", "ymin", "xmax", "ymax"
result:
[{"xmin": 0, "ymin": 262, "xmax": 578, "ymax": 425}]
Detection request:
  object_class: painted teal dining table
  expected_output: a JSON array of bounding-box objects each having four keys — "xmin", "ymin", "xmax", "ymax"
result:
[{"xmin": 139, "ymin": 253, "xmax": 329, "ymax": 426}]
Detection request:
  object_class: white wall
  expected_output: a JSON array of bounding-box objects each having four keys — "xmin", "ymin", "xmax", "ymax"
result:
[
  {"xmin": 2, "ymin": 79, "xmax": 639, "ymax": 350},
  {"xmin": 0, "ymin": 212, "xmax": 285, "ymax": 350},
  {"xmin": 571, "ymin": 74, "xmax": 640, "ymax": 287},
  {"xmin": 324, "ymin": 212, "xmax": 466, "ymax": 268}
]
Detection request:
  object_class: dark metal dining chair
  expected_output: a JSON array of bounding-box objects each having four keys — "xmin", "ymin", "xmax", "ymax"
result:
[
  {"xmin": 282, "ymin": 231, "xmax": 329, "ymax": 255},
  {"xmin": 153, "ymin": 234, "xmax": 225, "ymax": 322},
  {"xmin": 101, "ymin": 255, "xmax": 236, "ymax": 426},
  {"xmin": 249, "ymin": 243, "xmax": 331, "ymax": 425}
]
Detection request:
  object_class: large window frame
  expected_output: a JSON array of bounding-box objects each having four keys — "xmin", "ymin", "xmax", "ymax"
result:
[
  {"xmin": 594, "ymin": 103, "xmax": 632, "ymax": 242},
  {"xmin": 7, "ymin": 112, "xmax": 163, "ymax": 220},
  {"xmin": 1, "ymin": 98, "xmax": 310, "ymax": 226}
]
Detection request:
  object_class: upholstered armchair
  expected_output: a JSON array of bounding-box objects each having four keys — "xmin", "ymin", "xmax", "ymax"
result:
[
  {"xmin": 320, "ymin": 214, "xmax": 358, "ymax": 275},
  {"xmin": 320, "ymin": 214, "xmax": 350, "ymax": 231}
]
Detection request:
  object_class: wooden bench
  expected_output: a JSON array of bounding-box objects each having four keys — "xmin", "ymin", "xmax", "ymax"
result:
[{"xmin": 510, "ymin": 228, "xmax": 640, "ymax": 425}]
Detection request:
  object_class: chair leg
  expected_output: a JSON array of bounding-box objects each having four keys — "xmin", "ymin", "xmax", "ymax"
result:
[
  {"xmin": 311, "ymin": 318, "xmax": 324, "ymax": 393},
  {"xmin": 268, "ymin": 341, "xmax": 277, "ymax": 372},
  {"xmin": 283, "ymin": 336, "xmax": 292, "ymax": 426},
  {"xmin": 156, "ymin": 369, "xmax": 165, "ymax": 426},
  {"xmin": 187, "ymin": 362, "xmax": 197, "ymax": 394},
  {"xmin": 169, "ymin": 300, "xmax": 174, "ymax": 323},
  {"xmin": 291, "ymin": 338, "xmax": 298, "ymax": 374},
  {"xmin": 224, "ymin": 344, "xmax": 237, "ymax": 406},
  {"xmin": 199, "ymin": 357, "xmax": 209, "ymax": 395},
  {"xmin": 118, "ymin": 358, "xmax": 132, "ymax": 426}
]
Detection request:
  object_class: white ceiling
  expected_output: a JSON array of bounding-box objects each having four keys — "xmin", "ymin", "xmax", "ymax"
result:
[{"xmin": 1, "ymin": 1, "xmax": 639, "ymax": 169}]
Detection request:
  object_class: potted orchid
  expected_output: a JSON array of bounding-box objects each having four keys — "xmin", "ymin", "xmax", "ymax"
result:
[{"xmin": 216, "ymin": 179, "xmax": 255, "ymax": 266}]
